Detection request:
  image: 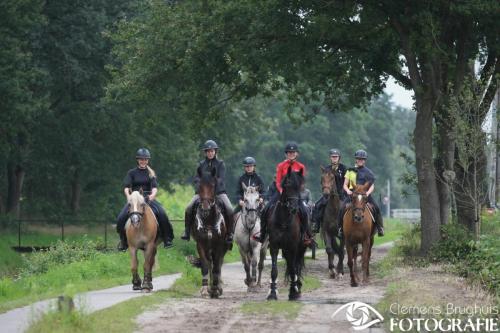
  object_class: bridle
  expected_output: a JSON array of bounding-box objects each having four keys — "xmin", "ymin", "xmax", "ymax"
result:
[{"xmin": 351, "ymin": 191, "xmax": 368, "ymax": 222}]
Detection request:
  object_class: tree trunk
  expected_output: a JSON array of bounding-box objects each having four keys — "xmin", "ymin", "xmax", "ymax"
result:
[
  {"xmin": 7, "ymin": 162, "xmax": 25, "ymax": 218},
  {"xmin": 435, "ymin": 119, "xmax": 455, "ymax": 225},
  {"xmin": 70, "ymin": 168, "xmax": 81, "ymax": 214},
  {"xmin": 414, "ymin": 101, "xmax": 442, "ymax": 254}
]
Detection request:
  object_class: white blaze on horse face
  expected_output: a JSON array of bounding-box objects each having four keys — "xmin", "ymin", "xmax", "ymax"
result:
[{"xmin": 358, "ymin": 194, "xmax": 362, "ymax": 202}]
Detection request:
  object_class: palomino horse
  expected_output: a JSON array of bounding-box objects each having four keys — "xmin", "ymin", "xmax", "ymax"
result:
[
  {"xmin": 126, "ymin": 190, "xmax": 159, "ymax": 292},
  {"xmin": 343, "ymin": 183, "xmax": 375, "ymax": 287},
  {"xmin": 235, "ymin": 184, "xmax": 268, "ymax": 292},
  {"xmin": 319, "ymin": 166, "xmax": 344, "ymax": 279},
  {"xmin": 266, "ymin": 166, "xmax": 307, "ymax": 301},
  {"xmin": 190, "ymin": 168, "xmax": 228, "ymax": 298}
]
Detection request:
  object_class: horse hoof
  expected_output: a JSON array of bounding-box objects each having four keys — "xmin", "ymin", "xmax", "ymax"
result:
[
  {"xmin": 200, "ymin": 286, "xmax": 210, "ymax": 298},
  {"xmin": 351, "ymin": 281, "xmax": 359, "ymax": 287},
  {"xmin": 337, "ymin": 273, "xmax": 344, "ymax": 280},
  {"xmin": 142, "ymin": 288, "xmax": 152, "ymax": 293},
  {"xmin": 209, "ymin": 288, "xmax": 220, "ymax": 298},
  {"xmin": 133, "ymin": 285, "xmax": 142, "ymax": 291},
  {"xmin": 267, "ymin": 292, "xmax": 278, "ymax": 301},
  {"xmin": 244, "ymin": 278, "xmax": 250, "ymax": 286},
  {"xmin": 329, "ymin": 269, "xmax": 336, "ymax": 279}
]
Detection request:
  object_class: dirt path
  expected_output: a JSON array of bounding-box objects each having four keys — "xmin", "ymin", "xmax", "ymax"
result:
[{"xmin": 135, "ymin": 243, "xmax": 392, "ymax": 333}]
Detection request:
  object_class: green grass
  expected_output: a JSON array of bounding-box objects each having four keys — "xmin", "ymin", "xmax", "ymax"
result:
[{"xmin": 241, "ymin": 300, "xmax": 303, "ymax": 319}]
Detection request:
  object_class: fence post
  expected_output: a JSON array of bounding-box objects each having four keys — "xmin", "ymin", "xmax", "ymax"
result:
[
  {"xmin": 61, "ymin": 219, "xmax": 65, "ymax": 242},
  {"xmin": 104, "ymin": 220, "xmax": 108, "ymax": 250},
  {"xmin": 18, "ymin": 219, "xmax": 21, "ymax": 248}
]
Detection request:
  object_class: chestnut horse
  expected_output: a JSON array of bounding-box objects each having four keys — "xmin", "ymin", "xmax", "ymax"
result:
[
  {"xmin": 342, "ymin": 183, "xmax": 375, "ymax": 287},
  {"xmin": 266, "ymin": 166, "xmax": 307, "ymax": 301},
  {"xmin": 126, "ymin": 190, "xmax": 159, "ymax": 292},
  {"xmin": 319, "ymin": 166, "xmax": 344, "ymax": 279},
  {"xmin": 190, "ymin": 168, "xmax": 228, "ymax": 298}
]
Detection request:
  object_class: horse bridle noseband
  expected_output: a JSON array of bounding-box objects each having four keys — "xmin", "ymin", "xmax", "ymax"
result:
[{"xmin": 351, "ymin": 192, "xmax": 368, "ymax": 216}]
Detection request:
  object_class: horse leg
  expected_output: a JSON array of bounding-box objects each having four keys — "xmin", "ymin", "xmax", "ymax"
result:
[
  {"xmin": 362, "ymin": 238, "xmax": 371, "ymax": 284},
  {"xmin": 239, "ymin": 244, "xmax": 251, "ymax": 286},
  {"xmin": 197, "ymin": 244, "xmax": 210, "ymax": 297},
  {"xmin": 324, "ymin": 232, "xmax": 335, "ymax": 279},
  {"xmin": 267, "ymin": 246, "xmax": 279, "ymax": 300},
  {"xmin": 287, "ymin": 249, "xmax": 300, "ymax": 301},
  {"xmin": 248, "ymin": 245, "xmax": 259, "ymax": 291},
  {"xmin": 346, "ymin": 243, "xmax": 358, "ymax": 287},
  {"xmin": 257, "ymin": 244, "xmax": 266, "ymax": 288},
  {"xmin": 336, "ymin": 236, "xmax": 345, "ymax": 279},
  {"xmin": 142, "ymin": 244, "xmax": 155, "ymax": 292},
  {"xmin": 367, "ymin": 235, "xmax": 374, "ymax": 278},
  {"xmin": 209, "ymin": 249, "xmax": 223, "ymax": 298},
  {"xmin": 130, "ymin": 247, "xmax": 141, "ymax": 290}
]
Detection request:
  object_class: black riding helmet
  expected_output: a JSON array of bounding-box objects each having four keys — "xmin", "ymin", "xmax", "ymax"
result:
[
  {"xmin": 284, "ymin": 141, "xmax": 299, "ymax": 153},
  {"xmin": 243, "ymin": 156, "xmax": 256, "ymax": 166},
  {"xmin": 202, "ymin": 140, "xmax": 219, "ymax": 151},
  {"xmin": 354, "ymin": 149, "xmax": 368, "ymax": 159},
  {"xmin": 136, "ymin": 148, "xmax": 151, "ymax": 159},
  {"xmin": 329, "ymin": 148, "xmax": 341, "ymax": 157}
]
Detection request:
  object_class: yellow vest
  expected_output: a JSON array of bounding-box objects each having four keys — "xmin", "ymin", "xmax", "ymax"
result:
[{"xmin": 345, "ymin": 169, "xmax": 357, "ymax": 190}]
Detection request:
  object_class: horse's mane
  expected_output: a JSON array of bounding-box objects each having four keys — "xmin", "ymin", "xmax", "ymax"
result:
[{"xmin": 281, "ymin": 170, "xmax": 304, "ymax": 194}]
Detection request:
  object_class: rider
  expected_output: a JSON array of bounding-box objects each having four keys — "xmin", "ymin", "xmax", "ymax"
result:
[
  {"xmin": 180, "ymin": 140, "xmax": 235, "ymax": 245},
  {"xmin": 311, "ymin": 148, "xmax": 347, "ymax": 233},
  {"xmin": 256, "ymin": 141, "xmax": 313, "ymax": 245},
  {"xmin": 235, "ymin": 156, "xmax": 265, "ymax": 213},
  {"xmin": 116, "ymin": 148, "xmax": 174, "ymax": 251},
  {"xmin": 338, "ymin": 149, "xmax": 384, "ymax": 238}
]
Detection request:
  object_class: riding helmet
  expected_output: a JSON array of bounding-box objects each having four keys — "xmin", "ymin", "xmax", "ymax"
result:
[
  {"xmin": 243, "ymin": 156, "xmax": 256, "ymax": 166},
  {"xmin": 354, "ymin": 149, "xmax": 368, "ymax": 159},
  {"xmin": 202, "ymin": 140, "xmax": 219, "ymax": 151},
  {"xmin": 136, "ymin": 148, "xmax": 151, "ymax": 159},
  {"xmin": 284, "ymin": 141, "xmax": 299, "ymax": 153},
  {"xmin": 329, "ymin": 148, "xmax": 341, "ymax": 157}
]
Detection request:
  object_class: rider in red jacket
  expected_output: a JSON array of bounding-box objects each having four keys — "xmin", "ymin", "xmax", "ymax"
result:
[{"xmin": 256, "ymin": 142, "xmax": 313, "ymax": 245}]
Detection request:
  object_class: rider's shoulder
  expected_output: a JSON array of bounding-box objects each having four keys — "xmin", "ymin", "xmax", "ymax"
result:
[{"xmin": 127, "ymin": 167, "xmax": 138, "ymax": 174}]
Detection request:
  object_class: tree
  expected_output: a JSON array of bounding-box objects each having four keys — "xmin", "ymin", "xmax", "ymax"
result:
[{"xmin": 109, "ymin": 0, "xmax": 499, "ymax": 253}]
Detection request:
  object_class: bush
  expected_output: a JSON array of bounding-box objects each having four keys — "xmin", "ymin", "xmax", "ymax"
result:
[{"xmin": 20, "ymin": 238, "xmax": 99, "ymax": 277}]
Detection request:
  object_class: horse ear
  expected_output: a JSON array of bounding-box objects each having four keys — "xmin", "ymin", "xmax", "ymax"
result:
[
  {"xmin": 127, "ymin": 188, "xmax": 132, "ymax": 195},
  {"xmin": 363, "ymin": 182, "xmax": 372, "ymax": 192},
  {"xmin": 287, "ymin": 165, "xmax": 292, "ymax": 175},
  {"xmin": 139, "ymin": 187, "xmax": 144, "ymax": 195},
  {"xmin": 211, "ymin": 167, "xmax": 217, "ymax": 177},
  {"xmin": 242, "ymin": 182, "xmax": 247, "ymax": 191},
  {"xmin": 320, "ymin": 165, "xmax": 325, "ymax": 172},
  {"xmin": 298, "ymin": 168, "xmax": 304, "ymax": 177}
]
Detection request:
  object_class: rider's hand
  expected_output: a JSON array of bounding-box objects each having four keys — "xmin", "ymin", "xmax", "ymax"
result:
[
  {"xmin": 346, "ymin": 189, "xmax": 353, "ymax": 196},
  {"xmin": 148, "ymin": 194, "xmax": 155, "ymax": 202},
  {"xmin": 239, "ymin": 200, "xmax": 244, "ymax": 207},
  {"xmin": 258, "ymin": 197, "xmax": 264, "ymax": 203}
]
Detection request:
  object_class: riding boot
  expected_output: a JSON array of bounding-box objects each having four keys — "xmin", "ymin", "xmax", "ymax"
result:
[
  {"xmin": 223, "ymin": 211, "xmax": 235, "ymax": 248},
  {"xmin": 159, "ymin": 222, "xmax": 174, "ymax": 248},
  {"xmin": 374, "ymin": 212, "xmax": 385, "ymax": 237},
  {"xmin": 117, "ymin": 230, "xmax": 128, "ymax": 251},
  {"xmin": 255, "ymin": 204, "xmax": 269, "ymax": 243},
  {"xmin": 181, "ymin": 210, "xmax": 192, "ymax": 241},
  {"xmin": 312, "ymin": 196, "xmax": 326, "ymax": 233},
  {"xmin": 338, "ymin": 206, "xmax": 345, "ymax": 239}
]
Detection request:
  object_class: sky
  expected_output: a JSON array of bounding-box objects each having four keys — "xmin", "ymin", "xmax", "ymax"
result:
[{"xmin": 383, "ymin": 77, "xmax": 414, "ymax": 110}]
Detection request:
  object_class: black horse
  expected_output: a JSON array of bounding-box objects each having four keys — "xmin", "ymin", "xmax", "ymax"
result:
[
  {"xmin": 190, "ymin": 168, "xmax": 229, "ymax": 298},
  {"xmin": 266, "ymin": 166, "xmax": 307, "ymax": 301}
]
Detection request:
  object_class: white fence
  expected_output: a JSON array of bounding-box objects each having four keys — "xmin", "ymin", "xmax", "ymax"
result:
[{"xmin": 391, "ymin": 208, "xmax": 421, "ymax": 221}]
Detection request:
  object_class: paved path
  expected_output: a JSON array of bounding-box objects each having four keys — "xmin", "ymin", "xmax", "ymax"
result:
[{"xmin": 0, "ymin": 273, "xmax": 181, "ymax": 333}]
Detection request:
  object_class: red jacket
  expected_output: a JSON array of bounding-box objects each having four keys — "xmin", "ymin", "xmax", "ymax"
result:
[{"xmin": 276, "ymin": 159, "xmax": 306, "ymax": 193}]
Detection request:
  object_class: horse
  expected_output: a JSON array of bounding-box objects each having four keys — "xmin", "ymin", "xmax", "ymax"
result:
[
  {"xmin": 342, "ymin": 183, "xmax": 375, "ymax": 287},
  {"xmin": 319, "ymin": 166, "xmax": 345, "ymax": 279},
  {"xmin": 266, "ymin": 166, "xmax": 307, "ymax": 301},
  {"xmin": 190, "ymin": 168, "xmax": 228, "ymax": 298},
  {"xmin": 234, "ymin": 184, "xmax": 268, "ymax": 292},
  {"xmin": 126, "ymin": 190, "xmax": 160, "ymax": 292}
]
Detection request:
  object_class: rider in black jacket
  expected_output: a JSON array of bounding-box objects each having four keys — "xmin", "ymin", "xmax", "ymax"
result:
[
  {"xmin": 235, "ymin": 156, "xmax": 265, "ymax": 213},
  {"xmin": 116, "ymin": 148, "xmax": 174, "ymax": 251},
  {"xmin": 311, "ymin": 148, "xmax": 347, "ymax": 233},
  {"xmin": 181, "ymin": 140, "xmax": 235, "ymax": 245}
]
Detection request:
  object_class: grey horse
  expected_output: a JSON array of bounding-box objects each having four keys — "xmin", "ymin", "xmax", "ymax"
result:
[{"xmin": 234, "ymin": 184, "xmax": 268, "ymax": 292}]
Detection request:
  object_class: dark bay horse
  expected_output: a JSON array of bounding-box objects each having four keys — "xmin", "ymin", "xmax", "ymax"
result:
[
  {"xmin": 190, "ymin": 168, "xmax": 228, "ymax": 298},
  {"xmin": 126, "ymin": 190, "xmax": 159, "ymax": 292},
  {"xmin": 319, "ymin": 166, "xmax": 344, "ymax": 279},
  {"xmin": 266, "ymin": 166, "xmax": 307, "ymax": 301},
  {"xmin": 343, "ymin": 183, "xmax": 375, "ymax": 287}
]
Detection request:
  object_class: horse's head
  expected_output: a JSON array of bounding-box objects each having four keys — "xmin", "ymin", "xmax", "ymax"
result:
[
  {"xmin": 320, "ymin": 165, "xmax": 337, "ymax": 195},
  {"xmin": 128, "ymin": 191, "xmax": 146, "ymax": 227},
  {"xmin": 198, "ymin": 167, "xmax": 217, "ymax": 215},
  {"xmin": 242, "ymin": 184, "xmax": 260, "ymax": 227},
  {"xmin": 281, "ymin": 166, "xmax": 304, "ymax": 214},
  {"xmin": 351, "ymin": 183, "xmax": 370, "ymax": 223}
]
